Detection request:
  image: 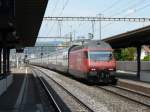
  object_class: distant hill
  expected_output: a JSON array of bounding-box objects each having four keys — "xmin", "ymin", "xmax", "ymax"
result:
[{"xmin": 35, "ymin": 41, "xmax": 63, "ymax": 46}]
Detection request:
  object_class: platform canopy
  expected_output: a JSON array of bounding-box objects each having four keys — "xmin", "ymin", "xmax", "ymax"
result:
[
  {"xmin": 103, "ymin": 25, "xmax": 150, "ymax": 49},
  {"xmin": 0, "ymin": 0, "xmax": 48, "ymax": 48}
]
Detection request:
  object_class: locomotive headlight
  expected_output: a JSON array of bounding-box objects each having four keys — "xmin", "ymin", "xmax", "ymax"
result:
[
  {"xmin": 108, "ymin": 68, "xmax": 114, "ymax": 71},
  {"xmin": 91, "ymin": 68, "xmax": 96, "ymax": 71}
]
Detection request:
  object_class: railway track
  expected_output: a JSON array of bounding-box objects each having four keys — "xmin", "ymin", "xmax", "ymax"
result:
[
  {"xmin": 113, "ymin": 85, "xmax": 150, "ymax": 98},
  {"xmin": 32, "ymin": 69, "xmax": 62, "ymax": 112},
  {"xmin": 32, "ymin": 67, "xmax": 94, "ymax": 112},
  {"xmin": 96, "ymin": 85, "xmax": 150, "ymax": 108}
]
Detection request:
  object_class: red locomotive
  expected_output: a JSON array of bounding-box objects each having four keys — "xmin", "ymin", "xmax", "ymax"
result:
[{"xmin": 68, "ymin": 41, "xmax": 116, "ymax": 83}]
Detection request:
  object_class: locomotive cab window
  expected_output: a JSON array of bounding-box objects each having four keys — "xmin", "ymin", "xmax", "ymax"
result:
[{"xmin": 88, "ymin": 51, "xmax": 112, "ymax": 61}]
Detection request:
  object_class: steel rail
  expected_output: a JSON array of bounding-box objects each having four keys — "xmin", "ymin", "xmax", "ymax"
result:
[
  {"xmin": 32, "ymin": 69, "xmax": 62, "ymax": 112},
  {"xmin": 35, "ymin": 67, "xmax": 94, "ymax": 112},
  {"xmin": 96, "ymin": 86, "xmax": 150, "ymax": 107},
  {"xmin": 112, "ymin": 85, "xmax": 150, "ymax": 98}
]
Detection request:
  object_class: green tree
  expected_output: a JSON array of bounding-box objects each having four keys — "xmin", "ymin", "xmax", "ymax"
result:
[
  {"xmin": 143, "ymin": 55, "xmax": 150, "ymax": 61},
  {"xmin": 114, "ymin": 49, "xmax": 122, "ymax": 60},
  {"xmin": 114, "ymin": 48, "xmax": 136, "ymax": 61},
  {"xmin": 124, "ymin": 48, "xmax": 136, "ymax": 60}
]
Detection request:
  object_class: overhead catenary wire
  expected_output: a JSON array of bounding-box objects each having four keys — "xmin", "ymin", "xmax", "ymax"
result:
[
  {"xmin": 41, "ymin": 0, "xmax": 150, "ymax": 41},
  {"xmin": 101, "ymin": 0, "xmax": 122, "ymax": 13},
  {"xmin": 101, "ymin": 2, "xmax": 150, "ymax": 38},
  {"xmin": 42, "ymin": 0, "xmax": 53, "ymax": 36},
  {"xmin": 51, "ymin": 0, "xmax": 60, "ymax": 16},
  {"xmin": 102, "ymin": 0, "xmax": 150, "ymax": 30},
  {"xmin": 62, "ymin": 0, "xmax": 140, "ymax": 39},
  {"xmin": 47, "ymin": 0, "xmax": 60, "ymax": 37},
  {"xmin": 110, "ymin": 0, "xmax": 148, "ymax": 17},
  {"xmin": 89, "ymin": 0, "xmax": 150, "ymax": 39},
  {"xmin": 75, "ymin": 0, "xmax": 139, "ymax": 39},
  {"xmin": 58, "ymin": 0, "xmax": 71, "ymax": 40},
  {"xmin": 48, "ymin": 0, "xmax": 70, "ymax": 38},
  {"xmin": 101, "ymin": 0, "xmax": 147, "ymax": 29},
  {"xmin": 58, "ymin": 0, "xmax": 70, "ymax": 16},
  {"xmin": 75, "ymin": 0, "xmax": 123, "ymax": 36}
]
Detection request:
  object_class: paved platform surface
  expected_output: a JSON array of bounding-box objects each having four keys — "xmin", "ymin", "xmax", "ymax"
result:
[
  {"xmin": 0, "ymin": 67, "xmax": 42, "ymax": 112},
  {"xmin": 115, "ymin": 71, "xmax": 150, "ymax": 96},
  {"xmin": 0, "ymin": 73, "xmax": 24, "ymax": 111},
  {"xmin": 115, "ymin": 70, "xmax": 138, "ymax": 80},
  {"xmin": 115, "ymin": 70, "xmax": 150, "ymax": 82}
]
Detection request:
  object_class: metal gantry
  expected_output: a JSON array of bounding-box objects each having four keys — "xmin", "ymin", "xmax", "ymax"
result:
[
  {"xmin": 43, "ymin": 16, "xmax": 150, "ymax": 40},
  {"xmin": 43, "ymin": 16, "xmax": 150, "ymax": 22}
]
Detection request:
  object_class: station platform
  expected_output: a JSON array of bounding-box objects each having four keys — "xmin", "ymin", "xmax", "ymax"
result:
[
  {"xmin": 0, "ymin": 67, "xmax": 42, "ymax": 112},
  {"xmin": 116, "ymin": 70, "xmax": 150, "ymax": 82},
  {"xmin": 0, "ymin": 71, "xmax": 25, "ymax": 111},
  {"xmin": 115, "ymin": 70, "xmax": 150, "ymax": 96}
]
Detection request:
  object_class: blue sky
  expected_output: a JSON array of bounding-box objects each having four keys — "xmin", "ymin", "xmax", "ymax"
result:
[{"xmin": 37, "ymin": 0, "xmax": 150, "ymax": 42}]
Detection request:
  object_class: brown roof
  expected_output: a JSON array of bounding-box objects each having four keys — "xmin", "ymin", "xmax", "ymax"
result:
[{"xmin": 103, "ymin": 25, "xmax": 150, "ymax": 48}]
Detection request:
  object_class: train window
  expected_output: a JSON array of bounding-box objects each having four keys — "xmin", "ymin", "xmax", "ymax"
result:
[{"xmin": 89, "ymin": 51, "xmax": 112, "ymax": 61}]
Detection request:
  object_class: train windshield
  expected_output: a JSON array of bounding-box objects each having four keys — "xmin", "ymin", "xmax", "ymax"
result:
[{"xmin": 89, "ymin": 51, "xmax": 112, "ymax": 61}]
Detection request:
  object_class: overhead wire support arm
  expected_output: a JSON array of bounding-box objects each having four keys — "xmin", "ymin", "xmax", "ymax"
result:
[
  {"xmin": 43, "ymin": 17, "xmax": 150, "ymax": 22},
  {"xmin": 37, "ymin": 36, "xmax": 71, "ymax": 39}
]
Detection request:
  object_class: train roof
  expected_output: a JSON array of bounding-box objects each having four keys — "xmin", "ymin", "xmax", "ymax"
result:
[
  {"xmin": 84, "ymin": 40, "xmax": 111, "ymax": 48},
  {"xmin": 70, "ymin": 40, "xmax": 112, "ymax": 51}
]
